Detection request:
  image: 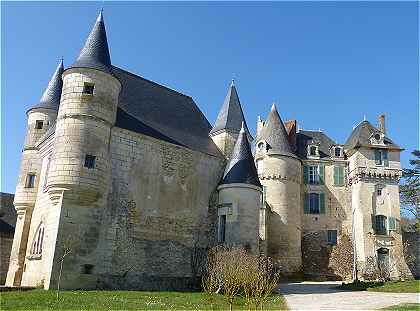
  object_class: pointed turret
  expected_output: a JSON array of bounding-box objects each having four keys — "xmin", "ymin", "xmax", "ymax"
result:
[
  {"xmin": 28, "ymin": 59, "xmax": 64, "ymax": 112},
  {"xmin": 210, "ymin": 81, "xmax": 250, "ymax": 136},
  {"xmin": 70, "ymin": 10, "xmax": 112, "ymax": 74},
  {"xmin": 221, "ymin": 123, "xmax": 261, "ymax": 187},
  {"xmin": 259, "ymin": 103, "xmax": 294, "ymax": 156}
]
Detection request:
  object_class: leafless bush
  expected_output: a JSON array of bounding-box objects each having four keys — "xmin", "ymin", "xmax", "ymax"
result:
[{"xmin": 202, "ymin": 246, "xmax": 280, "ymax": 311}]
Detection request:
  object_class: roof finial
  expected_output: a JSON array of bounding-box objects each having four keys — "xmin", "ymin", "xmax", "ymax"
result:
[
  {"xmin": 363, "ymin": 115, "xmax": 366, "ymax": 121},
  {"xmin": 240, "ymin": 121, "xmax": 245, "ymax": 133},
  {"xmin": 231, "ymin": 78, "xmax": 235, "ymax": 87},
  {"xmin": 271, "ymin": 102, "xmax": 277, "ymax": 111},
  {"xmin": 97, "ymin": 4, "xmax": 104, "ymax": 22}
]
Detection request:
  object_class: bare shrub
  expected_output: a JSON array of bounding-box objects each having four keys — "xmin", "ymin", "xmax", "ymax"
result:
[{"xmin": 202, "ymin": 246, "xmax": 280, "ymax": 311}]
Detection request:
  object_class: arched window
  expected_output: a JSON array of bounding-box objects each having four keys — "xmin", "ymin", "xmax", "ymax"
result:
[{"xmin": 31, "ymin": 223, "xmax": 45, "ymax": 256}]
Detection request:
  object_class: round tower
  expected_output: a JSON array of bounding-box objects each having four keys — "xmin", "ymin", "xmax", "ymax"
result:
[
  {"xmin": 217, "ymin": 124, "xmax": 262, "ymax": 255},
  {"xmin": 46, "ymin": 11, "xmax": 121, "ymax": 205},
  {"xmin": 6, "ymin": 60, "xmax": 64, "ymax": 287},
  {"xmin": 255, "ymin": 104, "xmax": 302, "ymax": 273}
]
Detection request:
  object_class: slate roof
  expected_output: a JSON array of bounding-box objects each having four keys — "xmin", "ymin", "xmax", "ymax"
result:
[
  {"xmin": 258, "ymin": 104, "xmax": 296, "ymax": 157},
  {"xmin": 70, "ymin": 11, "xmax": 112, "ymax": 74},
  {"xmin": 210, "ymin": 81, "xmax": 250, "ymax": 137},
  {"xmin": 296, "ymin": 130, "xmax": 336, "ymax": 159},
  {"xmin": 0, "ymin": 192, "xmax": 16, "ymax": 235},
  {"xmin": 112, "ymin": 66, "xmax": 223, "ymax": 157},
  {"xmin": 345, "ymin": 120, "xmax": 401, "ymax": 150},
  {"xmin": 221, "ymin": 124, "xmax": 261, "ymax": 187},
  {"xmin": 28, "ymin": 60, "xmax": 64, "ymax": 112}
]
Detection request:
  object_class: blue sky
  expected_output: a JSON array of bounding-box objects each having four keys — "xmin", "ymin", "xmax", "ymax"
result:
[{"xmin": 1, "ymin": 1, "xmax": 419, "ymax": 193}]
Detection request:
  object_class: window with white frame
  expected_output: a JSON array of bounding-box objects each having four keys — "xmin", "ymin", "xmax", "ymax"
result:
[
  {"xmin": 30, "ymin": 223, "xmax": 45, "ymax": 256},
  {"xmin": 334, "ymin": 146, "xmax": 343, "ymax": 157},
  {"xmin": 308, "ymin": 166, "xmax": 319, "ymax": 184},
  {"xmin": 374, "ymin": 149, "xmax": 389, "ymax": 167}
]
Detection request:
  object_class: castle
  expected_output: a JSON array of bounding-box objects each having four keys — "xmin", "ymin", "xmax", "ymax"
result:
[{"xmin": 6, "ymin": 12, "xmax": 411, "ymax": 290}]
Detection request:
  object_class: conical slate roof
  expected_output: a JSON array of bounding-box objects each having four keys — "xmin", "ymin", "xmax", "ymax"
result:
[
  {"xmin": 70, "ymin": 11, "xmax": 112, "ymax": 74},
  {"xmin": 210, "ymin": 81, "xmax": 250, "ymax": 136},
  {"xmin": 28, "ymin": 59, "xmax": 64, "ymax": 112},
  {"xmin": 259, "ymin": 104, "xmax": 295, "ymax": 156},
  {"xmin": 221, "ymin": 123, "xmax": 261, "ymax": 187}
]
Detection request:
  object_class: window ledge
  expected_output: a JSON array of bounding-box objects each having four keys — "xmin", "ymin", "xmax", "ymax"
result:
[{"xmin": 27, "ymin": 254, "xmax": 42, "ymax": 260}]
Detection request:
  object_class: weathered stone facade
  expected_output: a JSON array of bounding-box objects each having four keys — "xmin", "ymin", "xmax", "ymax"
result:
[{"xmin": 6, "ymin": 11, "xmax": 412, "ymax": 290}]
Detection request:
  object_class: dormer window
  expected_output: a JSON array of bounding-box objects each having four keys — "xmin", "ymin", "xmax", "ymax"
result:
[
  {"xmin": 370, "ymin": 132, "xmax": 385, "ymax": 145},
  {"xmin": 334, "ymin": 146, "xmax": 343, "ymax": 158},
  {"xmin": 82, "ymin": 82, "xmax": 94, "ymax": 95},
  {"xmin": 307, "ymin": 143, "xmax": 320, "ymax": 158}
]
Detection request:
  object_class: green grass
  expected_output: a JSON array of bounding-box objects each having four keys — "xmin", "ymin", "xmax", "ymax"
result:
[
  {"xmin": 0, "ymin": 289, "xmax": 288, "ymax": 310},
  {"xmin": 339, "ymin": 280, "xmax": 420, "ymax": 293},
  {"xmin": 380, "ymin": 303, "xmax": 420, "ymax": 311}
]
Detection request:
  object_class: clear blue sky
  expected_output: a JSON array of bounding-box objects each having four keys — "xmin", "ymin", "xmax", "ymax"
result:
[{"xmin": 1, "ymin": 1, "xmax": 419, "ymax": 193}]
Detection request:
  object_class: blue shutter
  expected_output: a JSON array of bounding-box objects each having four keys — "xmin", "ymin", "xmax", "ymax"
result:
[
  {"xmin": 319, "ymin": 165, "xmax": 325, "ymax": 185},
  {"xmin": 375, "ymin": 150, "xmax": 381, "ymax": 165},
  {"xmin": 388, "ymin": 217, "xmax": 396, "ymax": 231},
  {"xmin": 304, "ymin": 166, "xmax": 309, "ymax": 184},
  {"xmin": 333, "ymin": 166, "xmax": 339, "ymax": 185},
  {"xmin": 319, "ymin": 193, "xmax": 325, "ymax": 214},
  {"xmin": 383, "ymin": 150, "xmax": 389, "ymax": 167},
  {"xmin": 304, "ymin": 193, "xmax": 310, "ymax": 214}
]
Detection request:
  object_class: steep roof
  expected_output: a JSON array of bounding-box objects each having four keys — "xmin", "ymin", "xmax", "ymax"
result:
[
  {"xmin": 210, "ymin": 81, "xmax": 250, "ymax": 136},
  {"xmin": 0, "ymin": 192, "xmax": 16, "ymax": 235},
  {"xmin": 28, "ymin": 60, "xmax": 64, "ymax": 112},
  {"xmin": 221, "ymin": 124, "xmax": 261, "ymax": 187},
  {"xmin": 70, "ymin": 11, "xmax": 112, "ymax": 74},
  {"xmin": 296, "ymin": 130, "xmax": 336, "ymax": 159},
  {"xmin": 258, "ymin": 104, "xmax": 295, "ymax": 157},
  {"xmin": 345, "ymin": 120, "xmax": 401, "ymax": 150},
  {"xmin": 112, "ymin": 66, "xmax": 222, "ymax": 157}
]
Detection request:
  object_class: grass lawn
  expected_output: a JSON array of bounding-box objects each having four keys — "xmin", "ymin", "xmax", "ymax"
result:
[
  {"xmin": 0, "ymin": 289, "xmax": 288, "ymax": 310},
  {"xmin": 339, "ymin": 280, "xmax": 420, "ymax": 293},
  {"xmin": 380, "ymin": 303, "xmax": 420, "ymax": 311}
]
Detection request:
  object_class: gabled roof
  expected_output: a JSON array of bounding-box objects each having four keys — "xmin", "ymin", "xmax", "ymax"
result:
[
  {"xmin": 28, "ymin": 60, "xmax": 64, "ymax": 113},
  {"xmin": 345, "ymin": 120, "xmax": 401, "ymax": 150},
  {"xmin": 258, "ymin": 104, "xmax": 295, "ymax": 157},
  {"xmin": 210, "ymin": 81, "xmax": 250, "ymax": 137},
  {"xmin": 296, "ymin": 130, "xmax": 336, "ymax": 159},
  {"xmin": 221, "ymin": 124, "xmax": 261, "ymax": 187},
  {"xmin": 112, "ymin": 66, "xmax": 223, "ymax": 158},
  {"xmin": 70, "ymin": 11, "xmax": 112, "ymax": 74}
]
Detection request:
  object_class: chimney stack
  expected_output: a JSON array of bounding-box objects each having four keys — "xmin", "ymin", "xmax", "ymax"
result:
[{"xmin": 378, "ymin": 114, "xmax": 386, "ymax": 134}]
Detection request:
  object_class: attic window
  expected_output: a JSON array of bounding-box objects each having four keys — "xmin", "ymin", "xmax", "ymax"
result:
[
  {"xmin": 310, "ymin": 146, "xmax": 317, "ymax": 156},
  {"xmin": 35, "ymin": 120, "xmax": 44, "ymax": 129},
  {"xmin": 374, "ymin": 133, "xmax": 381, "ymax": 141},
  {"xmin": 82, "ymin": 82, "xmax": 94, "ymax": 95},
  {"xmin": 334, "ymin": 146, "xmax": 343, "ymax": 157},
  {"xmin": 257, "ymin": 142, "xmax": 265, "ymax": 151}
]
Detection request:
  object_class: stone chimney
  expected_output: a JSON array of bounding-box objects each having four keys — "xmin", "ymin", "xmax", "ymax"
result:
[{"xmin": 378, "ymin": 114, "xmax": 386, "ymax": 134}]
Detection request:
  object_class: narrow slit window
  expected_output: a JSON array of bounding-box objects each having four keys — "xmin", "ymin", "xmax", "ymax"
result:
[
  {"xmin": 84, "ymin": 155, "xmax": 96, "ymax": 169},
  {"xmin": 218, "ymin": 215, "xmax": 226, "ymax": 243},
  {"xmin": 35, "ymin": 120, "xmax": 44, "ymax": 129},
  {"xmin": 31, "ymin": 223, "xmax": 45, "ymax": 256},
  {"xmin": 82, "ymin": 82, "xmax": 95, "ymax": 95}
]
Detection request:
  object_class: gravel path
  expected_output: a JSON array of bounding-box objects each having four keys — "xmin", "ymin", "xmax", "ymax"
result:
[{"xmin": 277, "ymin": 281, "xmax": 419, "ymax": 311}]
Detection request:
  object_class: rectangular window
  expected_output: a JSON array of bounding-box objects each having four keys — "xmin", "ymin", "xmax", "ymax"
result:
[
  {"xmin": 374, "ymin": 149, "xmax": 389, "ymax": 167},
  {"xmin": 377, "ymin": 188, "xmax": 382, "ymax": 196},
  {"xmin": 262, "ymin": 185, "xmax": 267, "ymax": 206},
  {"xmin": 84, "ymin": 154, "xmax": 96, "ymax": 169},
  {"xmin": 333, "ymin": 165, "xmax": 345, "ymax": 186},
  {"xmin": 82, "ymin": 82, "xmax": 95, "ymax": 95},
  {"xmin": 25, "ymin": 173, "xmax": 36, "ymax": 188},
  {"xmin": 327, "ymin": 230, "xmax": 337, "ymax": 245},
  {"xmin": 35, "ymin": 120, "xmax": 44, "ymax": 129},
  {"xmin": 374, "ymin": 215, "xmax": 387, "ymax": 235},
  {"xmin": 305, "ymin": 165, "xmax": 324, "ymax": 185},
  {"xmin": 308, "ymin": 166, "xmax": 319, "ymax": 184},
  {"xmin": 218, "ymin": 215, "xmax": 226, "ymax": 243},
  {"xmin": 304, "ymin": 192, "xmax": 325, "ymax": 214},
  {"xmin": 334, "ymin": 147, "xmax": 342, "ymax": 157}
]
